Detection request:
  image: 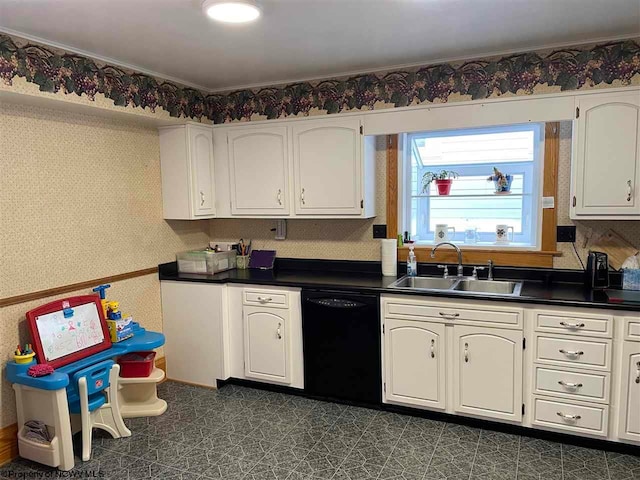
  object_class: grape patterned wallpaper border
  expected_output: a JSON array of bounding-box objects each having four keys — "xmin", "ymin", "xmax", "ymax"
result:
[{"xmin": 1, "ymin": 33, "xmax": 639, "ymax": 124}]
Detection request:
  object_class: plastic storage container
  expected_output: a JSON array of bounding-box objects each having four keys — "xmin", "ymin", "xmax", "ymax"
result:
[
  {"xmin": 118, "ymin": 351, "xmax": 156, "ymax": 378},
  {"xmin": 177, "ymin": 249, "xmax": 237, "ymax": 274}
]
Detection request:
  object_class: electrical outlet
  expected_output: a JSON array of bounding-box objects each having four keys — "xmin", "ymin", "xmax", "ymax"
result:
[
  {"xmin": 557, "ymin": 225, "xmax": 577, "ymax": 243},
  {"xmin": 373, "ymin": 224, "xmax": 387, "ymax": 239}
]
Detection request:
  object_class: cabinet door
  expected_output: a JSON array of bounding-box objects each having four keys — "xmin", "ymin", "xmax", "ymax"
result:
[
  {"xmin": 384, "ymin": 319, "xmax": 445, "ymax": 409},
  {"xmin": 453, "ymin": 325, "xmax": 523, "ymax": 422},
  {"xmin": 574, "ymin": 93, "xmax": 640, "ymax": 216},
  {"xmin": 292, "ymin": 117, "xmax": 362, "ymax": 215},
  {"xmin": 189, "ymin": 126, "xmax": 216, "ymax": 217},
  {"xmin": 243, "ymin": 306, "xmax": 291, "ymax": 384},
  {"xmin": 228, "ymin": 127, "xmax": 289, "ymax": 215},
  {"xmin": 618, "ymin": 342, "xmax": 640, "ymax": 442}
]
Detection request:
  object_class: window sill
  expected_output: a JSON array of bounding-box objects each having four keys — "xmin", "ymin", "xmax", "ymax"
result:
[{"xmin": 397, "ymin": 245, "xmax": 561, "ymax": 268}]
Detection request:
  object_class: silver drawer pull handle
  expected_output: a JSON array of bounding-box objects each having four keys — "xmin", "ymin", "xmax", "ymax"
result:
[
  {"xmin": 200, "ymin": 190, "xmax": 205, "ymax": 206},
  {"xmin": 430, "ymin": 339, "xmax": 435, "ymax": 358},
  {"xmin": 559, "ymin": 349, "xmax": 584, "ymax": 357},
  {"xmin": 257, "ymin": 296, "xmax": 273, "ymax": 303},
  {"xmin": 277, "ymin": 189, "xmax": 282, "ymax": 205},
  {"xmin": 558, "ymin": 381, "xmax": 583, "ymax": 389},
  {"xmin": 559, "ymin": 321, "xmax": 585, "ymax": 329},
  {"xmin": 301, "ymin": 188, "xmax": 305, "ymax": 204},
  {"xmin": 439, "ymin": 312, "xmax": 459, "ymax": 319},
  {"xmin": 628, "ymin": 180, "xmax": 633, "ymax": 202},
  {"xmin": 636, "ymin": 361, "xmax": 640, "ymax": 384},
  {"xmin": 557, "ymin": 412, "xmax": 581, "ymax": 421},
  {"xmin": 464, "ymin": 342, "xmax": 469, "ymax": 363},
  {"xmin": 277, "ymin": 323, "xmax": 282, "ymax": 339}
]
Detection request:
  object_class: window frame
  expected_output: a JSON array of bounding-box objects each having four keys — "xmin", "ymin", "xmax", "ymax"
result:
[
  {"xmin": 401, "ymin": 123, "xmax": 544, "ymax": 250},
  {"xmin": 387, "ymin": 123, "xmax": 561, "ymax": 268}
]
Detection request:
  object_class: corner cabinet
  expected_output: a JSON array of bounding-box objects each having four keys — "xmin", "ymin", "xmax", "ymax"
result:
[
  {"xmin": 618, "ymin": 340, "xmax": 640, "ymax": 442},
  {"xmin": 452, "ymin": 325, "xmax": 523, "ymax": 422},
  {"xmin": 159, "ymin": 123, "xmax": 216, "ymax": 220},
  {"xmin": 571, "ymin": 91, "xmax": 640, "ymax": 219},
  {"xmin": 292, "ymin": 117, "xmax": 364, "ymax": 215},
  {"xmin": 228, "ymin": 126, "xmax": 290, "ymax": 216}
]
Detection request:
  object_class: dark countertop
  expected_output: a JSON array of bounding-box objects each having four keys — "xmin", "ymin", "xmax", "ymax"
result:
[{"xmin": 158, "ymin": 260, "xmax": 640, "ymax": 312}]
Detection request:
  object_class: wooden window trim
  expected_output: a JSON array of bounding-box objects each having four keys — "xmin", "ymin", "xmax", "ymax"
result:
[{"xmin": 386, "ymin": 123, "xmax": 561, "ymax": 268}]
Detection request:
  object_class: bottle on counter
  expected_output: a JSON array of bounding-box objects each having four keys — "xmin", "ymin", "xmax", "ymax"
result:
[{"xmin": 407, "ymin": 243, "xmax": 417, "ymax": 277}]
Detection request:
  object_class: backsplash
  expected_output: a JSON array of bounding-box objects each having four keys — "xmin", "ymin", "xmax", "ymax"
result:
[{"xmin": 1, "ymin": 32, "xmax": 638, "ymax": 124}]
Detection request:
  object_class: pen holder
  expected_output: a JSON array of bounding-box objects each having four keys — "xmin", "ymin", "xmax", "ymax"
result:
[
  {"xmin": 14, "ymin": 352, "xmax": 35, "ymax": 364},
  {"xmin": 237, "ymin": 255, "xmax": 250, "ymax": 270}
]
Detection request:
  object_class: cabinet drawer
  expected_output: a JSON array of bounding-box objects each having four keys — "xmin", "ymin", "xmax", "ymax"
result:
[
  {"xmin": 534, "ymin": 335, "xmax": 611, "ymax": 371},
  {"xmin": 532, "ymin": 396, "xmax": 608, "ymax": 437},
  {"xmin": 624, "ymin": 317, "xmax": 640, "ymax": 341},
  {"xmin": 534, "ymin": 366, "xmax": 609, "ymax": 403},
  {"xmin": 535, "ymin": 311, "xmax": 612, "ymax": 338},
  {"xmin": 243, "ymin": 290, "xmax": 289, "ymax": 307},
  {"xmin": 385, "ymin": 301, "xmax": 520, "ymax": 327}
]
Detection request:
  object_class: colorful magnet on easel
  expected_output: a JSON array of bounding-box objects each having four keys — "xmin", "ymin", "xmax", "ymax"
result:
[{"xmin": 63, "ymin": 308, "xmax": 74, "ymax": 318}]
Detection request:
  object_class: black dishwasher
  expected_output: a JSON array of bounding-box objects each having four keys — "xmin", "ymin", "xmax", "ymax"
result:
[{"xmin": 302, "ymin": 289, "xmax": 381, "ymax": 405}]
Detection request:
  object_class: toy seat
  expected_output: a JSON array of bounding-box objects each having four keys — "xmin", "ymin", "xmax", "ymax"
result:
[{"xmin": 70, "ymin": 360, "xmax": 130, "ymax": 461}]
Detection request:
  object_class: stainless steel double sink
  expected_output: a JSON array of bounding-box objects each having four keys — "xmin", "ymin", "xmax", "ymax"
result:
[{"xmin": 389, "ymin": 275, "xmax": 523, "ymax": 296}]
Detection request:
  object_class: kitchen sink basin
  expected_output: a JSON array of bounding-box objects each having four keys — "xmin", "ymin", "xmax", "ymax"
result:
[
  {"xmin": 388, "ymin": 275, "xmax": 523, "ymax": 296},
  {"xmin": 453, "ymin": 279, "xmax": 523, "ymax": 296},
  {"xmin": 389, "ymin": 276, "xmax": 458, "ymax": 290}
]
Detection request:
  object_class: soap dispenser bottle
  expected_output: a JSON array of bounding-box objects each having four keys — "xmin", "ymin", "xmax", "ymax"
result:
[{"xmin": 407, "ymin": 243, "xmax": 417, "ymax": 277}]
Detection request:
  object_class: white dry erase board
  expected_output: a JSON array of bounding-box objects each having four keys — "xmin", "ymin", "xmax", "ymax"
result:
[{"xmin": 26, "ymin": 295, "xmax": 112, "ymax": 368}]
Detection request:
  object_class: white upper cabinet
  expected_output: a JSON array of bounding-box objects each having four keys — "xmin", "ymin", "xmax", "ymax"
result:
[
  {"xmin": 292, "ymin": 117, "xmax": 363, "ymax": 215},
  {"xmin": 228, "ymin": 126, "xmax": 289, "ymax": 215},
  {"xmin": 159, "ymin": 123, "xmax": 216, "ymax": 220},
  {"xmin": 453, "ymin": 325, "xmax": 523, "ymax": 422},
  {"xmin": 572, "ymin": 91, "xmax": 640, "ymax": 218},
  {"xmin": 384, "ymin": 319, "xmax": 446, "ymax": 410}
]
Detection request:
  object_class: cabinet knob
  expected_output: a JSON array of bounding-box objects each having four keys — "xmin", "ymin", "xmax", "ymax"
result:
[
  {"xmin": 277, "ymin": 322, "xmax": 282, "ymax": 340},
  {"xmin": 627, "ymin": 180, "xmax": 633, "ymax": 202},
  {"xmin": 200, "ymin": 190, "xmax": 205, "ymax": 206},
  {"xmin": 277, "ymin": 189, "xmax": 282, "ymax": 205},
  {"xmin": 464, "ymin": 342, "xmax": 469, "ymax": 363},
  {"xmin": 301, "ymin": 188, "xmax": 305, "ymax": 205},
  {"xmin": 556, "ymin": 412, "xmax": 581, "ymax": 422},
  {"xmin": 430, "ymin": 339, "xmax": 435, "ymax": 358}
]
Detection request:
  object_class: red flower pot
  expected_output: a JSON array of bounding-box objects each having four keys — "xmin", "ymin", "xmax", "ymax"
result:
[{"xmin": 435, "ymin": 179, "xmax": 453, "ymax": 195}]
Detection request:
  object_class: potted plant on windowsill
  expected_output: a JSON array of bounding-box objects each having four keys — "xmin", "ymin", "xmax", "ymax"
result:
[
  {"xmin": 422, "ymin": 170, "xmax": 459, "ymax": 196},
  {"xmin": 488, "ymin": 167, "xmax": 513, "ymax": 194}
]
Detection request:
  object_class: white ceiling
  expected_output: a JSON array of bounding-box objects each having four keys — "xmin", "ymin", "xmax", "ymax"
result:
[{"xmin": 1, "ymin": 0, "xmax": 639, "ymax": 92}]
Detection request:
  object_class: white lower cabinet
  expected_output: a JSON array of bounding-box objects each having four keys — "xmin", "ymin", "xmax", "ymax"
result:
[
  {"xmin": 618, "ymin": 341, "xmax": 640, "ymax": 442},
  {"xmin": 243, "ymin": 306, "xmax": 291, "ymax": 384},
  {"xmin": 384, "ymin": 319, "xmax": 445, "ymax": 409},
  {"xmin": 452, "ymin": 325, "xmax": 523, "ymax": 422}
]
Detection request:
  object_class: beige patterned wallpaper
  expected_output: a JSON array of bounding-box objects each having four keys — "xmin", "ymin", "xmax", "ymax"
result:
[
  {"xmin": 0, "ymin": 102, "xmax": 208, "ymax": 428},
  {"xmin": 554, "ymin": 122, "xmax": 640, "ymax": 269},
  {"xmin": 209, "ymin": 137, "xmax": 388, "ymax": 260}
]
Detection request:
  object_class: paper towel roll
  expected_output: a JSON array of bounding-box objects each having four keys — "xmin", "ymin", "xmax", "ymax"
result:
[{"xmin": 381, "ymin": 239, "xmax": 398, "ymax": 277}]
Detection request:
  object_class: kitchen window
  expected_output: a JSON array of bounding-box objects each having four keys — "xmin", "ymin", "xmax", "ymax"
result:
[{"xmin": 401, "ymin": 123, "xmax": 544, "ymax": 248}]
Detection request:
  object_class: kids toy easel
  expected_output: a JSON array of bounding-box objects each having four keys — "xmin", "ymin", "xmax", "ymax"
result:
[{"xmin": 6, "ymin": 295, "xmax": 166, "ymax": 471}]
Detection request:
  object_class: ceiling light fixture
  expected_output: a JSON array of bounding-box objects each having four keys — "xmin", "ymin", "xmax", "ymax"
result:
[{"xmin": 202, "ymin": 0, "xmax": 261, "ymax": 23}]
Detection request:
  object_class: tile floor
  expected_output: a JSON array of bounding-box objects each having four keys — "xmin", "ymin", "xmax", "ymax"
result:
[{"xmin": 1, "ymin": 381, "xmax": 638, "ymax": 479}]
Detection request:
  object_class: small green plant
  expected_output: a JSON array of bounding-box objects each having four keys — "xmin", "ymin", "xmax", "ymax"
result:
[{"xmin": 421, "ymin": 170, "xmax": 458, "ymax": 193}]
